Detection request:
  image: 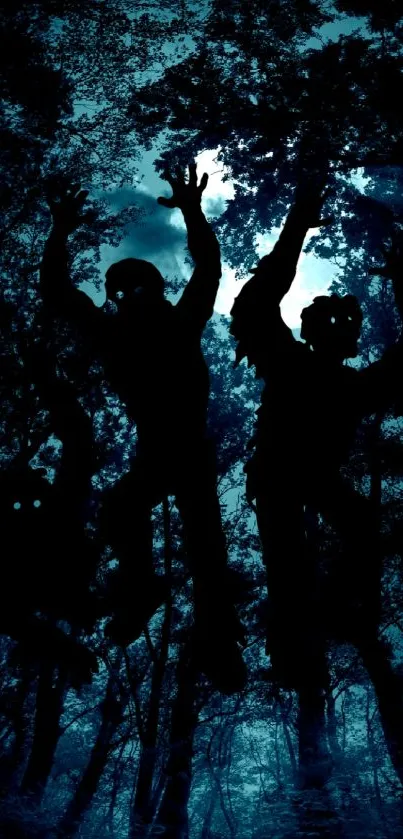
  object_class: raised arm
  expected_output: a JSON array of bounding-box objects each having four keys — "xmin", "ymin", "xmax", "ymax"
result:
[
  {"xmin": 230, "ymin": 179, "xmax": 332, "ymax": 368},
  {"xmin": 265, "ymin": 180, "xmax": 333, "ymax": 303},
  {"xmin": 40, "ymin": 183, "xmax": 99, "ymax": 328},
  {"xmin": 158, "ymin": 164, "xmax": 221, "ymax": 330}
]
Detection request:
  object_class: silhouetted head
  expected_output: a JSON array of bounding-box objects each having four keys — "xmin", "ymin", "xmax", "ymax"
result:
[
  {"xmin": 0, "ymin": 465, "xmax": 53, "ymax": 544},
  {"xmin": 300, "ymin": 294, "xmax": 363, "ymax": 361},
  {"xmin": 105, "ymin": 258, "xmax": 164, "ymax": 310}
]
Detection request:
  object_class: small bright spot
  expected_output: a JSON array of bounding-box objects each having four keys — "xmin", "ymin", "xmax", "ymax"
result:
[
  {"xmin": 116, "ymin": 290, "xmax": 125, "ymax": 300},
  {"xmin": 13, "ymin": 501, "xmax": 21, "ymax": 510},
  {"xmin": 33, "ymin": 499, "xmax": 42, "ymax": 508}
]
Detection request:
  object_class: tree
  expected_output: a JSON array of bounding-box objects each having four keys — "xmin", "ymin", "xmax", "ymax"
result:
[{"xmin": 2, "ymin": 2, "xmax": 403, "ymax": 837}]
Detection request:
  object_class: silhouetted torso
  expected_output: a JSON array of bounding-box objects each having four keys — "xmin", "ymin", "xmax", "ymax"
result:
[
  {"xmin": 252, "ymin": 343, "xmax": 362, "ymax": 491},
  {"xmin": 102, "ymin": 300, "xmax": 210, "ymax": 460}
]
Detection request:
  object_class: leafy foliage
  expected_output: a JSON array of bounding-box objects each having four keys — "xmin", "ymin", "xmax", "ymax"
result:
[{"xmin": 1, "ymin": 1, "xmax": 403, "ymax": 838}]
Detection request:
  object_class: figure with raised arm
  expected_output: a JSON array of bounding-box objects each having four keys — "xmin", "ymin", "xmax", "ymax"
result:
[
  {"xmin": 230, "ymin": 178, "xmax": 403, "ymax": 688},
  {"xmin": 40, "ymin": 164, "xmax": 246, "ymax": 694}
]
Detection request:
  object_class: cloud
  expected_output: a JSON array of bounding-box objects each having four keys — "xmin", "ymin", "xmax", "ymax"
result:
[
  {"xmin": 99, "ymin": 186, "xmax": 189, "ymax": 286},
  {"xmin": 92, "ymin": 148, "xmax": 235, "ymax": 304},
  {"xmin": 204, "ymin": 195, "xmax": 228, "ymax": 218},
  {"xmin": 91, "ymin": 158, "xmax": 333, "ymax": 325}
]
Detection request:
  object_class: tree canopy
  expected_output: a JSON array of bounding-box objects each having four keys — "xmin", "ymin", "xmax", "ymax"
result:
[{"xmin": 1, "ymin": 2, "xmax": 403, "ymax": 838}]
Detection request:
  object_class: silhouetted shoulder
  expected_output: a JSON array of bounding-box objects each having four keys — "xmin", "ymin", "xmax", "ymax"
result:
[
  {"xmin": 355, "ymin": 342, "xmax": 403, "ymax": 417},
  {"xmin": 230, "ymin": 275, "xmax": 297, "ymax": 372}
]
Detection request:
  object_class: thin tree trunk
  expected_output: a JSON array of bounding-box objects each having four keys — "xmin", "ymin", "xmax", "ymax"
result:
[
  {"xmin": 131, "ymin": 635, "xmax": 169, "ymax": 837},
  {"xmin": 365, "ymin": 687, "xmax": 382, "ymax": 811},
  {"xmin": 273, "ymin": 720, "xmax": 282, "ymax": 788},
  {"xmin": 207, "ymin": 758, "xmax": 237, "ymax": 839},
  {"xmin": 297, "ymin": 680, "xmax": 332, "ymax": 790},
  {"xmin": 130, "ymin": 497, "xmax": 172, "ymax": 838},
  {"xmin": 294, "ymin": 518, "xmax": 344, "ymax": 838},
  {"xmin": 356, "ymin": 414, "xmax": 403, "ymax": 786},
  {"xmin": 20, "ymin": 660, "xmax": 66, "ymax": 802},
  {"xmin": 326, "ymin": 691, "xmax": 342, "ymax": 764},
  {"xmin": 297, "ymin": 514, "xmax": 332, "ymax": 791},
  {"xmin": 0, "ymin": 667, "xmax": 35, "ymax": 791},
  {"xmin": 106, "ymin": 746, "xmax": 126, "ymax": 836},
  {"xmin": 359, "ymin": 635, "xmax": 403, "ymax": 787},
  {"xmin": 200, "ymin": 786, "xmax": 218, "ymax": 839},
  {"xmin": 154, "ymin": 639, "xmax": 198, "ymax": 839},
  {"xmin": 282, "ymin": 719, "xmax": 298, "ymax": 783},
  {"xmin": 341, "ymin": 692, "xmax": 347, "ymax": 755},
  {"xmin": 58, "ymin": 674, "xmax": 124, "ymax": 838}
]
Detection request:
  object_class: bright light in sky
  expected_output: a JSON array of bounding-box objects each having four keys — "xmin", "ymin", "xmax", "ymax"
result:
[
  {"xmin": 95, "ymin": 147, "xmax": 369, "ymax": 330},
  {"xmin": 213, "ymin": 228, "xmax": 337, "ymax": 329},
  {"xmin": 192, "ymin": 149, "xmax": 335, "ymax": 329},
  {"xmin": 191, "ymin": 151, "xmax": 370, "ymax": 328}
]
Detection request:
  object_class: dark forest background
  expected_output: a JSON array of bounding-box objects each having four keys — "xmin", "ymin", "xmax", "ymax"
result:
[{"xmin": 1, "ymin": 1, "xmax": 403, "ymax": 837}]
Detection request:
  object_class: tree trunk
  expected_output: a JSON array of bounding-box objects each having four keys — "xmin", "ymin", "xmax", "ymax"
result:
[
  {"xmin": 355, "ymin": 414, "xmax": 403, "ymax": 785},
  {"xmin": 154, "ymin": 639, "xmax": 198, "ymax": 839},
  {"xmin": 296, "ymin": 675, "xmax": 344, "ymax": 838},
  {"xmin": 200, "ymin": 786, "xmax": 218, "ymax": 839},
  {"xmin": 20, "ymin": 660, "xmax": 66, "ymax": 802},
  {"xmin": 207, "ymin": 756, "xmax": 237, "ymax": 839},
  {"xmin": 297, "ymin": 513, "xmax": 332, "ymax": 791},
  {"xmin": 130, "ymin": 497, "xmax": 172, "ymax": 838},
  {"xmin": 294, "ymin": 517, "xmax": 344, "ymax": 838},
  {"xmin": 293, "ymin": 787, "xmax": 345, "ymax": 839},
  {"xmin": 297, "ymin": 680, "xmax": 332, "ymax": 791},
  {"xmin": 58, "ymin": 674, "xmax": 124, "ymax": 838},
  {"xmin": 359, "ymin": 635, "xmax": 403, "ymax": 787},
  {"xmin": 0, "ymin": 666, "xmax": 34, "ymax": 792},
  {"xmin": 282, "ymin": 719, "xmax": 298, "ymax": 783},
  {"xmin": 326, "ymin": 691, "xmax": 342, "ymax": 764},
  {"xmin": 295, "ymin": 683, "xmax": 344, "ymax": 839},
  {"xmin": 365, "ymin": 687, "xmax": 382, "ymax": 811}
]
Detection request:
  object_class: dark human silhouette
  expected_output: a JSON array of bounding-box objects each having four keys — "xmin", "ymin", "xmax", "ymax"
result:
[
  {"xmin": 40, "ymin": 164, "xmax": 246, "ymax": 694},
  {"xmin": 0, "ymin": 355, "xmax": 99, "ymax": 689},
  {"xmin": 230, "ymin": 179, "xmax": 403, "ymax": 688},
  {"xmin": 0, "ymin": 297, "xmax": 97, "ymax": 688}
]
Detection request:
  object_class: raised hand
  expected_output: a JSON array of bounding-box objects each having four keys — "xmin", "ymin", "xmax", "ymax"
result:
[
  {"xmin": 47, "ymin": 182, "xmax": 89, "ymax": 235},
  {"xmin": 157, "ymin": 163, "xmax": 208, "ymax": 213}
]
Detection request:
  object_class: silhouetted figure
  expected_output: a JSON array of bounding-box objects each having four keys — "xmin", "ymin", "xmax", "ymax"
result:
[
  {"xmin": 40, "ymin": 165, "xmax": 246, "ymax": 694},
  {"xmin": 0, "ymin": 353, "xmax": 99, "ymax": 688},
  {"xmin": 230, "ymin": 180, "xmax": 403, "ymax": 688}
]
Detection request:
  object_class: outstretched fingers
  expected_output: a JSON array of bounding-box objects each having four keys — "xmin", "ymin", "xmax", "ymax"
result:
[
  {"xmin": 46, "ymin": 179, "xmax": 90, "ymax": 233},
  {"xmin": 158, "ymin": 162, "xmax": 208, "ymax": 210},
  {"xmin": 175, "ymin": 165, "xmax": 186, "ymax": 184},
  {"xmin": 188, "ymin": 162, "xmax": 197, "ymax": 187}
]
